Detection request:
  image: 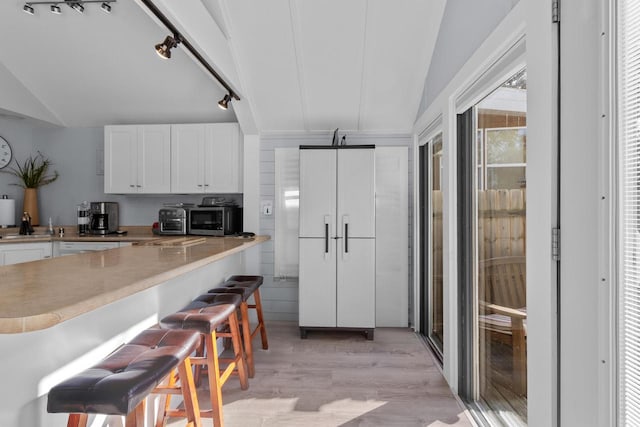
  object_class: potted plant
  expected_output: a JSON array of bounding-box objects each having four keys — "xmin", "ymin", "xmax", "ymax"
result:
[{"xmin": 2, "ymin": 152, "xmax": 59, "ymax": 226}]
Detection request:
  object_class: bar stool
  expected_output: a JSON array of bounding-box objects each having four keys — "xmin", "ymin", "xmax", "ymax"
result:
[
  {"xmin": 208, "ymin": 275, "xmax": 268, "ymax": 378},
  {"xmin": 160, "ymin": 292, "xmax": 248, "ymax": 427},
  {"xmin": 47, "ymin": 328, "xmax": 202, "ymax": 427}
]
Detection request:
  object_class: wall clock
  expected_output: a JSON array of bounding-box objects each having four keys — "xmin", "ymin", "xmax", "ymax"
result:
[{"xmin": 0, "ymin": 136, "xmax": 12, "ymax": 169}]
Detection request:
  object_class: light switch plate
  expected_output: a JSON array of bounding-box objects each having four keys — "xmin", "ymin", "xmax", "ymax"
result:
[{"xmin": 261, "ymin": 200, "xmax": 273, "ymax": 216}]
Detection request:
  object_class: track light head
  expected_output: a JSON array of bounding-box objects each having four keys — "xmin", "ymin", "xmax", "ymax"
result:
[
  {"xmin": 218, "ymin": 93, "xmax": 232, "ymax": 110},
  {"xmin": 69, "ymin": 2, "xmax": 84, "ymax": 14},
  {"xmin": 23, "ymin": 4, "xmax": 35, "ymax": 14},
  {"xmin": 50, "ymin": 4, "xmax": 61, "ymax": 14},
  {"xmin": 155, "ymin": 35, "xmax": 180, "ymax": 59},
  {"xmin": 100, "ymin": 2, "xmax": 111, "ymax": 13}
]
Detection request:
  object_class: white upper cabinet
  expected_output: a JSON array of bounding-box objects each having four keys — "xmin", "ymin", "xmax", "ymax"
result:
[
  {"xmin": 104, "ymin": 126, "xmax": 137, "ymax": 194},
  {"xmin": 104, "ymin": 125, "xmax": 171, "ymax": 194},
  {"xmin": 138, "ymin": 126, "xmax": 172, "ymax": 193},
  {"xmin": 171, "ymin": 124, "xmax": 206, "ymax": 193},
  {"xmin": 172, "ymin": 123, "xmax": 243, "ymax": 193},
  {"xmin": 205, "ymin": 123, "xmax": 243, "ymax": 193},
  {"xmin": 105, "ymin": 123, "xmax": 242, "ymax": 194}
]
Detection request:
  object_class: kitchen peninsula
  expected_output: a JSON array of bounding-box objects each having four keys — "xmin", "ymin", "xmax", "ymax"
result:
[{"xmin": 0, "ymin": 234, "xmax": 268, "ymax": 427}]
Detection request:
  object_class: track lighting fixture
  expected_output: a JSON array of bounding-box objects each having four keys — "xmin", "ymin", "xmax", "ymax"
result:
[
  {"xmin": 140, "ymin": 0, "xmax": 240, "ymax": 110},
  {"xmin": 155, "ymin": 35, "xmax": 180, "ymax": 60},
  {"xmin": 22, "ymin": 1, "xmax": 116, "ymax": 15},
  {"xmin": 218, "ymin": 94, "xmax": 232, "ymax": 110}
]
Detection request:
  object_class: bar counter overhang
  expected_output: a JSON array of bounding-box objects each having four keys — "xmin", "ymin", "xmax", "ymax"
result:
[{"xmin": 0, "ymin": 235, "xmax": 268, "ymax": 427}]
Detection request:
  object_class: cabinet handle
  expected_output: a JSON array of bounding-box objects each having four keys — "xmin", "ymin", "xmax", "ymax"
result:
[
  {"xmin": 136, "ymin": 185, "xmax": 142, "ymax": 188},
  {"xmin": 344, "ymin": 223, "xmax": 349, "ymax": 253},
  {"xmin": 325, "ymin": 223, "xmax": 329, "ymax": 254},
  {"xmin": 129, "ymin": 184, "xmax": 135, "ymax": 188},
  {"xmin": 197, "ymin": 184, "xmax": 203, "ymax": 187},
  {"xmin": 204, "ymin": 184, "xmax": 210, "ymax": 187}
]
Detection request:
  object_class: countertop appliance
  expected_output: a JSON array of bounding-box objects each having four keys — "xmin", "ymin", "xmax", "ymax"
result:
[
  {"xmin": 298, "ymin": 145, "xmax": 376, "ymax": 340},
  {"xmin": 0, "ymin": 195, "xmax": 16, "ymax": 228},
  {"xmin": 188, "ymin": 206, "xmax": 242, "ymax": 236},
  {"xmin": 158, "ymin": 205, "xmax": 190, "ymax": 235},
  {"xmin": 89, "ymin": 202, "xmax": 119, "ymax": 235}
]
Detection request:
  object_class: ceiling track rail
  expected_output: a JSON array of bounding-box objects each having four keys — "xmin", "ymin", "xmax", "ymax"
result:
[{"xmin": 139, "ymin": 0, "xmax": 240, "ymax": 101}]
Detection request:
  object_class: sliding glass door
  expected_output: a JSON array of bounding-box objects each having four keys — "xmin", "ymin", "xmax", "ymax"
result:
[
  {"xmin": 459, "ymin": 68, "xmax": 528, "ymax": 425},
  {"xmin": 419, "ymin": 132, "xmax": 444, "ymax": 358}
]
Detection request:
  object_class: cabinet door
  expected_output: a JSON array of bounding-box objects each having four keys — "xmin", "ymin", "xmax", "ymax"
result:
[
  {"xmin": 299, "ymin": 149, "xmax": 336, "ymax": 238},
  {"xmin": 0, "ymin": 243, "xmax": 52, "ymax": 266},
  {"xmin": 337, "ymin": 148, "xmax": 375, "ymax": 238},
  {"xmin": 299, "ymin": 238, "xmax": 336, "ymax": 327},
  {"xmin": 205, "ymin": 123, "xmax": 243, "ymax": 192},
  {"xmin": 138, "ymin": 125, "xmax": 171, "ymax": 193},
  {"xmin": 337, "ymin": 238, "xmax": 375, "ymax": 328},
  {"xmin": 104, "ymin": 126, "xmax": 137, "ymax": 193},
  {"xmin": 171, "ymin": 124, "xmax": 205, "ymax": 193}
]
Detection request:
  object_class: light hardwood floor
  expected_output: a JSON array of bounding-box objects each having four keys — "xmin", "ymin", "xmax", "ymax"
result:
[{"xmin": 169, "ymin": 321, "xmax": 474, "ymax": 427}]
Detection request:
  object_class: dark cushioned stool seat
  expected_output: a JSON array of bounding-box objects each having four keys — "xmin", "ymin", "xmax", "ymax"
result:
[
  {"xmin": 159, "ymin": 292, "xmax": 247, "ymax": 427},
  {"xmin": 207, "ymin": 275, "xmax": 268, "ymax": 378},
  {"xmin": 208, "ymin": 285, "xmax": 254, "ymax": 301},
  {"xmin": 47, "ymin": 329, "xmax": 201, "ymax": 415},
  {"xmin": 161, "ymin": 293, "xmax": 241, "ymax": 334},
  {"xmin": 227, "ymin": 275, "xmax": 264, "ymax": 286},
  {"xmin": 209, "ymin": 275, "xmax": 263, "ymax": 298}
]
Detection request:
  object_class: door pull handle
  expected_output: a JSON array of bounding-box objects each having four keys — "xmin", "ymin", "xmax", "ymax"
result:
[
  {"xmin": 325, "ymin": 223, "xmax": 329, "ymax": 253},
  {"xmin": 345, "ymin": 223, "xmax": 349, "ymax": 253}
]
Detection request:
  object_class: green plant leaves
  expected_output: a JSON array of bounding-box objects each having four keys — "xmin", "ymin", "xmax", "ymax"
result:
[{"xmin": 1, "ymin": 151, "xmax": 59, "ymax": 189}]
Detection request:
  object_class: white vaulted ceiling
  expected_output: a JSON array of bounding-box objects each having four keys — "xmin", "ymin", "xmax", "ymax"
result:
[
  {"xmin": 0, "ymin": 0, "xmax": 446, "ymax": 133},
  {"xmin": 221, "ymin": 0, "xmax": 447, "ymax": 132}
]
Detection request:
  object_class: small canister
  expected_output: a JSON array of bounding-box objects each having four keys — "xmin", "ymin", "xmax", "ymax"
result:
[{"xmin": 77, "ymin": 201, "xmax": 90, "ymax": 235}]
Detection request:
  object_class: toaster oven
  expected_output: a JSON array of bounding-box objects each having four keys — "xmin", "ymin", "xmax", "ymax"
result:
[{"xmin": 158, "ymin": 207, "xmax": 189, "ymax": 235}]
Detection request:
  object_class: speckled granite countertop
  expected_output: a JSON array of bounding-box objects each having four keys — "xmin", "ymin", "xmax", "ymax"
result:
[
  {"xmin": 0, "ymin": 234, "xmax": 269, "ymax": 333},
  {"xmin": 0, "ymin": 225, "xmax": 162, "ymax": 243}
]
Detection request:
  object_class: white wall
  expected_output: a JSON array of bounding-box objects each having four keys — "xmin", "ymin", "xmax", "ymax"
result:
[
  {"xmin": 560, "ymin": 0, "xmax": 610, "ymax": 425},
  {"xmin": 0, "ymin": 117, "xmax": 38, "ymax": 223},
  {"xmin": 416, "ymin": 0, "xmax": 521, "ymax": 119}
]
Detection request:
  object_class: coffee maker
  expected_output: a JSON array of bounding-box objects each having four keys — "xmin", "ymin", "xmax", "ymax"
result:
[{"xmin": 89, "ymin": 202, "xmax": 119, "ymax": 235}]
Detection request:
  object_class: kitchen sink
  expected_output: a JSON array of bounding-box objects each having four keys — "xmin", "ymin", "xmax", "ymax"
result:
[{"xmin": 1, "ymin": 234, "xmax": 51, "ymax": 240}]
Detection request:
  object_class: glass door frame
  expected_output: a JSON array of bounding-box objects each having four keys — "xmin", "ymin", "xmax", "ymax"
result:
[
  {"xmin": 418, "ymin": 127, "xmax": 445, "ymax": 362},
  {"xmin": 454, "ymin": 40, "xmax": 534, "ymax": 425},
  {"xmin": 458, "ymin": 75, "xmax": 530, "ymax": 425}
]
